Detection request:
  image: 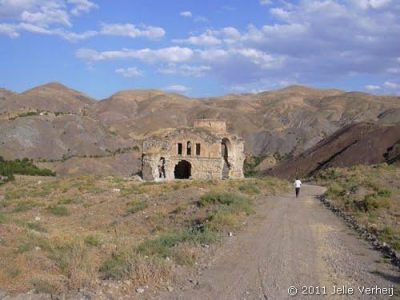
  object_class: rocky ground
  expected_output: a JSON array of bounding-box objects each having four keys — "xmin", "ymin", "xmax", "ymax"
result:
[
  {"xmin": 0, "ymin": 175, "xmax": 287, "ymax": 299},
  {"xmin": 2, "ymin": 83, "xmax": 400, "ymax": 177},
  {"xmin": 154, "ymin": 185, "xmax": 399, "ymax": 300},
  {"xmin": 0, "ymin": 181, "xmax": 398, "ymax": 299}
]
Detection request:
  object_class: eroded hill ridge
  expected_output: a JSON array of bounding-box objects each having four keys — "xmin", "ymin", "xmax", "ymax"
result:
[{"xmin": 1, "ymin": 82, "xmax": 399, "ymax": 176}]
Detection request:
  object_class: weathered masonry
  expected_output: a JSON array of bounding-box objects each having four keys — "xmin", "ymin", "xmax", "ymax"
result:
[{"xmin": 141, "ymin": 120, "xmax": 245, "ymax": 181}]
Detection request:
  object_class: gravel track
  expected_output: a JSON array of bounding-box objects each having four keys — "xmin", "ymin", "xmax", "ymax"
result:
[{"xmin": 158, "ymin": 185, "xmax": 399, "ymax": 300}]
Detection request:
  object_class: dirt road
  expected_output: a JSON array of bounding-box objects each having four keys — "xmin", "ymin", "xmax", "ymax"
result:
[{"xmin": 158, "ymin": 185, "xmax": 399, "ymax": 300}]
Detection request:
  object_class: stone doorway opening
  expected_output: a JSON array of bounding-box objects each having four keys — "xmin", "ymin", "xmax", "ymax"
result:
[
  {"xmin": 221, "ymin": 138, "xmax": 231, "ymax": 179},
  {"xmin": 174, "ymin": 160, "xmax": 192, "ymax": 179}
]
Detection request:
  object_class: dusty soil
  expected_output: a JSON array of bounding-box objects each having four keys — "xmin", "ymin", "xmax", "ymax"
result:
[
  {"xmin": 267, "ymin": 123, "xmax": 400, "ymax": 179},
  {"xmin": 155, "ymin": 185, "xmax": 399, "ymax": 300}
]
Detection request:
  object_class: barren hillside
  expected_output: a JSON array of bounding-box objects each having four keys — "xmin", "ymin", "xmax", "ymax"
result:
[
  {"xmin": 266, "ymin": 122, "xmax": 400, "ymax": 179},
  {"xmin": 1, "ymin": 82, "xmax": 400, "ymax": 175},
  {"xmin": 0, "ymin": 82, "xmax": 93, "ymax": 114}
]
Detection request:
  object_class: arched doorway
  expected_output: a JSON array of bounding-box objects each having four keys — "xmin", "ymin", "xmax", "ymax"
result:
[
  {"xmin": 174, "ymin": 160, "xmax": 192, "ymax": 179},
  {"xmin": 158, "ymin": 157, "xmax": 166, "ymax": 178},
  {"xmin": 221, "ymin": 138, "xmax": 231, "ymax": 179}
]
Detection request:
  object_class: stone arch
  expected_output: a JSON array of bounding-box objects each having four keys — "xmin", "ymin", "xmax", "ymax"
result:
[
  {"xmin": 187, "ymin": 141, "xmax": 192, "ymax": 156},
  {"xmin": 221, "ymin": 138, "xmax": 231, "ymax": 179},
  {"xmin": 159, "ymin": 157, "xmax": 166, "ymax": 178},
  {"xmin": 174, "ymin": 160, "xmax": 192, "ymax": 179}
]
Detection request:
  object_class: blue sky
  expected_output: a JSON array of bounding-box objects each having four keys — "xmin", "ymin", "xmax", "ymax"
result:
[{"xmin": 0, "ymin": 0, "xmax": 399, "ymax": 99}]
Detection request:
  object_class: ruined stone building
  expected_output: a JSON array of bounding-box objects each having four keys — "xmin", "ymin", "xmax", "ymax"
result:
[{"xmin": 141, "ymin": 120, "xmax": 245, "ymax": 181}]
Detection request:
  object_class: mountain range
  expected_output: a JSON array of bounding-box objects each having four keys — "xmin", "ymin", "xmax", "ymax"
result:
[{"xmin": 1, "ymin": 82, "xmax": 399, "ymax": 176}]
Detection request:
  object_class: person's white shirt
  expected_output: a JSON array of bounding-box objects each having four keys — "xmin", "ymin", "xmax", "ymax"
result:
[{"xmin": 294, "ymin": 179, "xmax": 302, "ymax": 188}]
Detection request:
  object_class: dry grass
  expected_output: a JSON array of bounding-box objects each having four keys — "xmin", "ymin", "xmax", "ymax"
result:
[
  {"xmin": 316, "ymin": 164, "xmax": 400, "ymax": 250},
  {"xmin": 0, "ymin": 175, "xmax": 288, "ymax": 296}
]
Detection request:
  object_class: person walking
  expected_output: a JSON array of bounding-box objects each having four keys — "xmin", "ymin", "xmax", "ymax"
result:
[{"xmin": 294, "ymin": 178, "xmax": 302, "ymax": 198}]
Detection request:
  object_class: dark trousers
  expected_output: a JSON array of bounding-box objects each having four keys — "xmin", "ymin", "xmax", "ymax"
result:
[{"xmin": 295, "ymin": 187, "xmax": 300, "ymax": 197}]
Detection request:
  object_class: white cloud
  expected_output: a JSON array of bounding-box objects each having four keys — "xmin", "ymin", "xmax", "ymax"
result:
[
  {"xmin": 180, "ymin": 11, "xmax": 192, "ymax": 17},
  {"xmin": 386, "ymin": 67, "xmax": 400, "ymax": 74},
  {"xmin": 365, "ymin": 84, "xmax": 381, "ymax": 91},
  {"xmin": 383, "ymin": 81, "xmax": 400, "ymax": 90},
  {"xmin": 76, "ymin": 47, "xmax": 194, "ymax": 63},
  {"xmin": 194, "ymin": 16, "xmax": 208, "ymax": 23},
  {"xmin": 173, "ymin": 30, "xmax": 221, "ymax": 46},
  {"xmin": 0, "ymin": 20, "xmax": 165, "ymax": 42},
  {"xmin": 70, "ymin": 0, "xmax": 399, "ymax": 91},
  {"xmin": 0, "ymin": 0, "xmax": 101, "ymax": 40},
  {"xmin": 55, "ymin": 29, "xmax": 97, "ymax": 41},
  {"xmin": 233, "ymin": 48, "xmax": 283, "ymax": 69},
  {"xmin": 352, "ymin": 0, "xmax": 392, "ymax": 10},
  {"xmin": 220, "ymin": 27, "xmax": 241, "ymax": 43},
  {"xmin": 100, "ymin": 23, "xmax": 165, "ymax": 40},
  {"xmin": 197, "ymin": 49, "xmax": 229, "ymax": 61},
  {"xmin": 0, "ymin": 23, "xmax": 19, "ymax": 37},
  {"xmin": 20, "ymin": 2, "xmax": 71, "ymax": 27},
  {"xmin": 0, "ymin": 0, "xmax": 97, "ymax": 21},
  {"xmin": 4, "ymin": 0, "xmax": 398, "ymax": 94},
  {"xmin": 164, "ymin": 85, "xmax": 190, "ymax": 93},
  {"xmin": 270, "ymin": 7, "xmax": 290, "ymax": 20},
  {"xmin": 0, "ymin": 0, "xmax": 55, "ymax": 19},
  {"xmin": 68, "ymin": 0, "xmax": 98, "ymax": 16},
  {"xmin": 115, "ymin": 67, "xmax": 142, "ymax": 78},
  {"xmin": 18, "ymin": 22, "xmax": 53, "ymax": 34},
  {"xmin": 364, "ymin": 81, "xmax": 400, "ymax": 95},
  {"xmin": 173, "ymin": 27, "xmax": 241, "ymax": 46},
  {"xmin": 158, "ymin": 64, "xmax": 211, "ymax": 77},
  {"xmin": 0, "ymin": 1, "xmax": 75, "ymax": 27},
  {"xmin": 196, "ymin": 47, "xmax": 284, "ymax": 70},
  {"xmin": 260, "ymin": 0, "xmax": 272, "ymax": 6}
]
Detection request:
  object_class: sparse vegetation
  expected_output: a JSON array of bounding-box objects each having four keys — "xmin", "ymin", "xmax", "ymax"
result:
[
  {"xmin": 244, "ymin": 155, "xmax": 266, "ymax": 177},
  {"xmin": 316, "ymin": 164, "xmax": 400, "ymax": 250},
  {"xmin": 126, "ymin": 199, "xmax": 148, "ymax": 214},
  {"xmin": 9, "ymin": 111, "xmax": 39, "ymax": 120},
  {"xmin": 47, "ymin": 205, "xmax": 70, "ymax": 216},
  {"xmin": 0, "ymin": 156, "xmax": 55, "ymax": 183},
  {"xmin": 0, "ymin": 175, "xmax": 288, "ymax": 295},
  {"xmin": 136, "ymin": 228, "xmax": 218, "ymax": 259},
  {"xmin": 84, "ymin": 235, "xmax": 101, "ymax": 247}
]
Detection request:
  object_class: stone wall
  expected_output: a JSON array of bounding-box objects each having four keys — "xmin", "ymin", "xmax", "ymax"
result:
[
  {"xmin": 194, "ymin": 119, "xmax": 227, "ymax": 134},
  {"xmin": 142, "ymin": 155, "xmax": 224, "ymax": 180},
  {"xmin": 141, "ymin": 125, "xmax": 245, "ymax": 181}
]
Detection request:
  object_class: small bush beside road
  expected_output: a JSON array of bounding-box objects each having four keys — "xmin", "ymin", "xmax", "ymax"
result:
[{"xmin": 316, "ymin": 164, "xmax": 400, "ymax": 251}]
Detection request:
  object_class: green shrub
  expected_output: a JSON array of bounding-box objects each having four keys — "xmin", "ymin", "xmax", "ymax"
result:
[
  {"xmin": 0, "ymin": 213, "xmax": 6, "ymax": 224},
  {"xmin": 327, "ymin": 182, "xmax": 345, "ymax": 197},
  {"xmin": 243, "ymin": 155, "xmax": 265, "ymax": 177},
  {"xmin": 58, "ymin": 197, "xmax": 74, "ymax": 205},
  {"xmin": 47, "ymin": 205, "xmax": 70, "ymax": 216},
  {"xmin": 363, "ymin": 193, "xmax": 391, "ymax": 211},
  {"xmin": 377, "ymin": 189, "xmax": 391, "ymax": 198},
  {"xmin": 379, "ymin": 226, "xmax": 400, "ymax": 250},
  {"xmin": 13, "ymin": 200, "xmax": 40, "ymax": 212},
  {"xmin": 208, "ymin": 209, "xmax": 240, "ymax": 230},
  {"xmin": 200, "ymin": 192, "xmax": 244, "ymax": 206},
  {"xmin": 0, "ymin": 157, "xmax": 55, "ymax": 179},
  {"xmin": 84, "ymin": 235, "xmax": 101, "ymax": 247},
  {"xmin": 137, "ymin": 228, "xmax": 218, "ymax": 259},
  {"xmin": 30, "ymin": 278, "xmax": 59, "ymax": 294},
  {"xmin": 199, "ymin": 192, "xmax": 253, "ymax": 215},
  {"xmin": 238, "ymin": 184, "xmax": 261, "ymax": 195},
  {"xmin": 99, "ymin": 252, "xmax": 130, "ymax": 280},
  {"xmin": 99, "ymin": 252, "xmax": 170, "ymax": 281},
  {"xmin": 25, "ymin": 222, "xmax": 47, "ymax": 232},
  {"xmin": 126, "ymin": 200, "xmax": 148, "ymax": 214}
]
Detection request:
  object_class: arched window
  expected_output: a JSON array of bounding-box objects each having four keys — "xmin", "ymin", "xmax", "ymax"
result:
[
  {"xmin": 177, "ymin": 143, "xmax": 183, "ymax": 155},
  {"xmin": 158, "ymin": 157, "xmax": 166, "ymax": 178},
  {"xmin": 187, "ymin": 141, "xmax": 192, "ymax": 156},
  {"xmin": 196, "ymin": 143, "xmax": 201, "ymax": 156}
]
